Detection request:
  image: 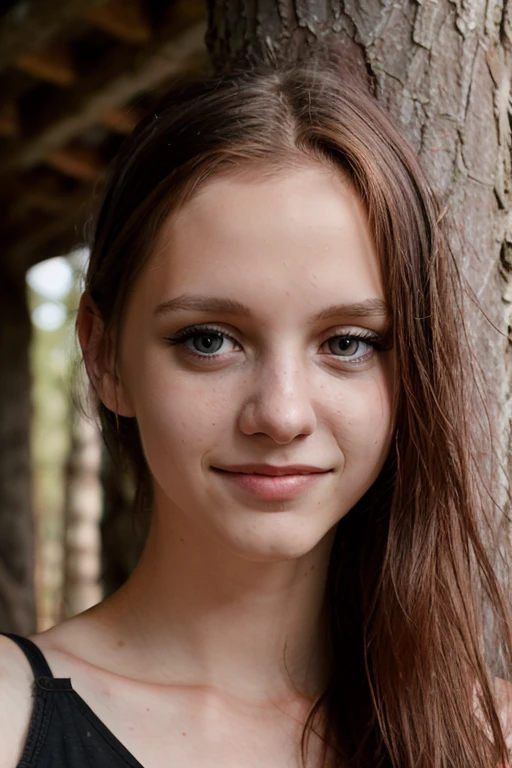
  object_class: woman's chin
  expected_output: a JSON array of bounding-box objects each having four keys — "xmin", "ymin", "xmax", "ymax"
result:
[{"xmin": 208, "ymin": 518, "xmax": 338, "ymax": 565}]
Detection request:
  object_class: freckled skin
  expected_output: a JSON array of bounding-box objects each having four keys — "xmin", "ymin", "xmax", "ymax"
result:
[{"xmin": 117, "ymin": 166, "xmax": 396, "ymax": 563}]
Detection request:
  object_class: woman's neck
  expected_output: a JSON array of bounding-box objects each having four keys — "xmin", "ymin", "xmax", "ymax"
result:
[{"xmin": 97, "ymin": 501, "xmax": 336, "ymax": 707}]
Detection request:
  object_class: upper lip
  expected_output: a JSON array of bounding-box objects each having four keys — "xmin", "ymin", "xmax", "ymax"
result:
[{"xmin": 212, "ymin": 464, "xmax": 330, "ymax": 476}]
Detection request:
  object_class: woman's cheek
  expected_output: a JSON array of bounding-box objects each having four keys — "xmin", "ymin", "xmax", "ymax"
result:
[
  {"xmin": 137, "ymin": 377, "xmax": 233, "ymax": 464},
  {"xmin": 366, "ymin": 379, "xmax": 395, "ymax": 470},
  {"xmin": 338, "ymin": 375, "xmax": 393, "ymax": 458}
]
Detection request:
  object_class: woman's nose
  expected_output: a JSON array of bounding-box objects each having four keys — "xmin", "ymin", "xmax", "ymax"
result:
[{"xmin": 237, "ymin": 354, "xmax": 317, "ymax": 444}]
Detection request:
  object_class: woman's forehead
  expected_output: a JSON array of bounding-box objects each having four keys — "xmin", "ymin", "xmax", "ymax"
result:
[
  {"xmin": 140, "ymin": 167, "xmax": 385, "ymax": 313},
  {"xmin": 166, "ymin": 164, "xmax": 363, "ymax": 239}
]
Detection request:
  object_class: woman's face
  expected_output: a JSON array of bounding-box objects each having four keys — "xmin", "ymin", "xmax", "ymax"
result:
[{"xmin": 115, "ymin": 165, "xmax": 396, "ymax": 561}]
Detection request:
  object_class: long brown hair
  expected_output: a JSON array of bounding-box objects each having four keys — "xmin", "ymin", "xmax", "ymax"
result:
[{"xmin": 83, "ymin": 52, "xmax": 512, "ymax": 767}]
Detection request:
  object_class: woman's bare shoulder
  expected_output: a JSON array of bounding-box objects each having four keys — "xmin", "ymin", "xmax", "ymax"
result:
[{"xmin": 0, "ymin": 634, "xmax": 35, "ymax": 767}]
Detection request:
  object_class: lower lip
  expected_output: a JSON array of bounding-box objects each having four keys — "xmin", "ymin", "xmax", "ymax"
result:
[{"xmin": 212, "ymin": 469, "xmax": 329, "ymax": 500}]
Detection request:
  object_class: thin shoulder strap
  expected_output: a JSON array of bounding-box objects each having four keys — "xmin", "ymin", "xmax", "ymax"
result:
[{"xmin": 2, "ymin": 632, "xmax": 54, "ymax": 679}]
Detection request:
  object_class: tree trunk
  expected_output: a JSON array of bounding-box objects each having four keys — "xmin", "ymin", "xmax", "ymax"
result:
[
  {"xmin": 0, "ymin": 263, "xmax": 36, "ymax": 634},
  {"xmin": 206, "ymin": 0, "xmax": 512, "ymax": 505},
  {"xmin": 206, "ymin": 0, "xmax": 365, "ymax": 70}
]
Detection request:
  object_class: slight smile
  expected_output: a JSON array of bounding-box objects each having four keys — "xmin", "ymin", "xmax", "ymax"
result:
[{"xmin": 211, "ymin": 465, "xmax": 332, "ymax": 501}]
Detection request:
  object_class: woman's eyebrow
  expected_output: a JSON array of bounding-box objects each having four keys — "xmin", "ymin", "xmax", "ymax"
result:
[{"xmin": 153, "ymin": 294, "xmax": 390, "ymax": 322}]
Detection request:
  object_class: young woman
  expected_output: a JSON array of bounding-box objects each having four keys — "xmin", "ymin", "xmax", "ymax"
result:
[{"xmin": 1, "ymin": 54, "xmax": 511, "ymax": 767}]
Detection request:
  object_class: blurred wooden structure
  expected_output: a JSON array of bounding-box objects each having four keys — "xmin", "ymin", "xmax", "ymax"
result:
[
  {"xmin": 0, "ymin": 0, "xmax": 208, "ymax": 634},
  {"xmin": 0, "ymin": 0, "xmax": 207, "ymax": 271}
]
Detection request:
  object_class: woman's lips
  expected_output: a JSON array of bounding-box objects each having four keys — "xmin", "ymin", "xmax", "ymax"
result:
[{"xmin": 212, "ymin": 468, "xmax": 330, "ymax": 501}]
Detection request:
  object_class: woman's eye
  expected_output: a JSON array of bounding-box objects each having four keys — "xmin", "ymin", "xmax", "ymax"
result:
[
  {"xmin": 165, "ymin": 327, "xmax": 238, "ymax": 357},
  {"xmin": 324, "ymin": 334, "xmax": 379, "ymax": 361},
  {"xmin": 186, "ymin": 330, "xmax": 225, "ymax": 355},
  {"xmin": 166, "ymin": 327, "xmax": 385, "ymax": 364}
]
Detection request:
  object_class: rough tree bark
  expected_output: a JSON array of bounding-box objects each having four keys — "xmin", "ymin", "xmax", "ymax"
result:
[
  {"xmin": 0, "ymin": 262, "xmax": 36, "ymax": 633},
  {"xmin": 206, "ymin": 0, "xmax": 512, "ymax": 509}
]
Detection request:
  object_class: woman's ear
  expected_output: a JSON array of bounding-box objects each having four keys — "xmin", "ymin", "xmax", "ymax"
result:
[{"xmin": 77, "ymin": 291, "xmax": 135, "ymax": 418}]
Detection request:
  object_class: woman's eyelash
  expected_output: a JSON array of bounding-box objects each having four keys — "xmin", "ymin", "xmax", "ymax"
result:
[
  {"xmin": 165, "ymin": 326, "xmax": 239, "ymax": 351},
  {"xmin": 164, "ymin": 324, "xmax": 391, "ymax": 360}
]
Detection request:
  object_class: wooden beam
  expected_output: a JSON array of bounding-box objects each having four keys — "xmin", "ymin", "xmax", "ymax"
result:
[
  {"xmin": 19, "ymin": 185, "xmax": 92, "ymax": 217},
  {"xmin": 46, "ymin": 145, "xmax": 106, "ymax": 181},
  {"xmin": 16, "ymin": 42, "xmax": 76, "ymax": 86},
  {"xmin": 84, "ymin": 0, "xmax": 151, "ymax": 44},
  {"xmin": 0, "ymin": 11, "xmax": 207, "ymax": 176},
  {"xmin": 162, "ymin": 0, "xmax": 207, "ymax": 30},
  {"xmin": 0, "ymin": 0, "xmax": 110, "ymax": 75},
  {"xmin": 2, "ymin": 206, "xmax": 92, "ymax": 272},
  {"xmin": 0, "ymin": 172, "xmax": 92, "ymax": 248},
  {"xmin": 0, "ymin": 103, "xmax": 19, "ymax": 137},
  {"xmin": 0, "ymin": 70, "xmax": 35, "ymax": 115},
  {"xmin": 99, "ymin": 106, "xmax": 141, "ymax": 134}
]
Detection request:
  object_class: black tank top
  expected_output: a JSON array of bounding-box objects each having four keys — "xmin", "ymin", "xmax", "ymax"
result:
[{"xmin": 2, "ymin": 633, "xmax": 144, "ymax": 767}]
